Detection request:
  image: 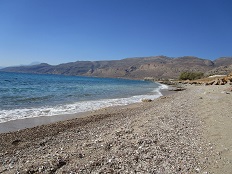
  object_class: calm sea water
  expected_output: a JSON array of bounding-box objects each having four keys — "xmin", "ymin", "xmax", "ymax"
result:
[{"xmin": 0, "ymin": 72, "xmax": 167, "ymax": 123}]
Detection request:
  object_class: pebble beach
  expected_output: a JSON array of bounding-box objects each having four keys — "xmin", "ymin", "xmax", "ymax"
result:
[{"xmin": 0, "ymin": 84, "xmax": 232, "ymax": 173}]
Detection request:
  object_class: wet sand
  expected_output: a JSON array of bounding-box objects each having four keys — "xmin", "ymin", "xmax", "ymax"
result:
[
  {"xmin": 0, "ymin": 89, "xmax": 175, "ymax": 134},
  {"xmin": 0, "ymin": 113, "xmax": 89, "ymax": 134}
]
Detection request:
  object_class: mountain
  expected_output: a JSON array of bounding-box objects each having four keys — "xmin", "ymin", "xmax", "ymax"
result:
[
  {"xmin": 213, "ymin": 57, "xmax": 232, "ymax": 66},
  {"xmin": 204, "ymin": 57, "xmax": 232, "ymax": 76},
  {"xmin": 1, "ymin": 56, "xmax": 232, "ymax": 80},
  {"xmin": 29, "ymin": 62, "xmax": 41, "ymax": 66}
]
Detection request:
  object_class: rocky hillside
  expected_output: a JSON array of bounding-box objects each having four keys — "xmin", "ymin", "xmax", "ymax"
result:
[
  {"xmin": 1, "ymin": 56, "xmax": 232, "ymax": 80},
  {"xmin": 205, "ymin": 65, "xmax": 232, "ymax": 76},
  {"xmin": 213, "ymin": 57, "xmax": 232, "ymax": 66}
]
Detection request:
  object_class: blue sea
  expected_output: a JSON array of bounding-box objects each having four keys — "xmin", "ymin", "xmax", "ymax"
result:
[{"xmin": 0, "ymin": 72, "xmax": 167, "ymax": 123}]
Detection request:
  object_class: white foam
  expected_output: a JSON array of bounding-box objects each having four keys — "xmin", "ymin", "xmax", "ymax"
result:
[
  {"xmin": 153, "ymin": 83, "xmax": 169, "ymax": 95},
  {"xmin": 0, "ymin": 84, "xmax": 166, "ymax": 123},
  {"xmin": 158, "ymin": 83, "xmax": 169, "ymax": 90}
]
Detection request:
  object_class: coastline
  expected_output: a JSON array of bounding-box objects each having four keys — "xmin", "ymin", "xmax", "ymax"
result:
[
  {"xmin": 0, "ymin": 73, "xmax": 163, "ymax": 124},
  {"xmin": 1, "ymin": 84, "xmax": 231, "ymax": 173},
  {"xmin": 0, "ymin": 85, "xmax": 173, "ymax": 134}
]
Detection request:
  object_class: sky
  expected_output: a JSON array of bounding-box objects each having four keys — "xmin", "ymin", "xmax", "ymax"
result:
[{"xmin": 0, "ymin": 0, "xmax": 232, "ymax": 66}]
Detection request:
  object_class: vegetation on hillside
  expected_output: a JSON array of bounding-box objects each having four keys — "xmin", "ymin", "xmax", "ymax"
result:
[{"xmin": 179, "ymin": 71, "xmax": 204, "ymax": 80}]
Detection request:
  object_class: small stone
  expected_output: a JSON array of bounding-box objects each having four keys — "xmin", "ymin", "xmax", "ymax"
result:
[
  {"xmin": 79, "ymin": 153, "xmax": 85, "ymax": 158},
  {"xmin": 195, "ymin": 168, "xmax": 200, "ymax": 173},
  {"xmin": 11, "ymin": 139, "xmax": 21, "ymax": 145},
  {"xmin": 142, "ymin": 99, "xmax": 152, "ymax": 102},
  {"xmin": 9, "ymin": 163, "xmax": 14, "ymax": 169},
  {"xmin": 38, "ymin": 166, "xmax": 45, "ymax": 172}
]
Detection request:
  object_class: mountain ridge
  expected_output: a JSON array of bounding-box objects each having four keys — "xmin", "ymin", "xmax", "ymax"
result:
[{"xmin": 1, "ymin": 56, "xmax": 232, "ymax": 80}]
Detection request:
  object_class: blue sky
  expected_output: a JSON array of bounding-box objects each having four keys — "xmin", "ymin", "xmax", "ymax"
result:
[{"xmin": 0, "ymin": 0, "xmax": 232, "ymax": 66}]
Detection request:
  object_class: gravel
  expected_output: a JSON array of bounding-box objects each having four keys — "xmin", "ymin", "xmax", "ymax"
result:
[{"xmin": 0, "ymin": 86, "xmax": 211, "ymax": 173}]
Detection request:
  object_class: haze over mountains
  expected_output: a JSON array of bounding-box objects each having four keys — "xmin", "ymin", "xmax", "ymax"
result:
[{"xmin": 1, "ymin": 56, "xmax": 232, "ymax": 80}]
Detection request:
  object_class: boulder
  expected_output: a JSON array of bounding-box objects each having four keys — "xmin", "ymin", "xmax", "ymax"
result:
[
  {"xmin": 205, "ymin": 80, "xmax": 215, "ymax": 85},
  {"xmin": 213, "ymin": 79, "xmax": 220, "ymax": 85}
]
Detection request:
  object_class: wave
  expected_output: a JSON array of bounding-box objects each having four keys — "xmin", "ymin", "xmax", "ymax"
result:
[{"xmin": 0, "ymin": 84, "xmax": 168, "ymax": 123}]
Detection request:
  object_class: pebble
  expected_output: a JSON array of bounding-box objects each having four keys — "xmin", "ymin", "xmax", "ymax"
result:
[{"xmin": 0, "ymin": 85, "xmax": 212, "ymax": 173}]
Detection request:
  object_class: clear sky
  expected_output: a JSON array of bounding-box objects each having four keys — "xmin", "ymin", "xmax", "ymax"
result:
[{"xmin": 0, "ymin": 0, "xmax": 232, "ymax": 66}]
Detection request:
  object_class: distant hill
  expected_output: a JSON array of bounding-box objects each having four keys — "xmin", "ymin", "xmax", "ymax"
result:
[
  {"xmin": 1, "ymin": 56, "xmax": 232, "ymax": 80},
  {"xmin": 213, "ymin": 57, "xmax": 232, "ymax": 66},
  {"xmin": 204, "ymin": 57, "xmax": 232, "ymax": 76}
]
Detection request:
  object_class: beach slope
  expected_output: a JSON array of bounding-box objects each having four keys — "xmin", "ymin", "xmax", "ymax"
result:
[{"xmin": 0, "ymin": 85, "xmax": 231, "ymax": 173}]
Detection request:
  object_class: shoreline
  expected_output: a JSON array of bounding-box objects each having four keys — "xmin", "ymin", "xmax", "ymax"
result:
[
  {"xmin": 1, "ymin": 85, "xmax": 231, "ymax": 173},
  {"xmin": 0, "ymin": 73, "xmax": 164, "ymax": 125},
  {"xmin": 0, "ymin": 84, "xmax": 206, "ymax": 173},
  {"xmin": 0, "ymin": 78, "xmax": 167, "ymax": 128},
  {"xmin": 0, "ymin": 85, "xmax": 173, "ymax": 134}
]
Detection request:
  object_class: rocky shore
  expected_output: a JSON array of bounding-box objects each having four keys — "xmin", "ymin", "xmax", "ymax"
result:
[{"xmin": 0, "ymin": 85, "xmax": 231, "ymax": 173}]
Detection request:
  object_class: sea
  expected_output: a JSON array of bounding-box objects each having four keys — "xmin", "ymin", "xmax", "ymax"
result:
[{"xmin": 0, "ymin": 72, "xmax": 167, "ymax": 123}]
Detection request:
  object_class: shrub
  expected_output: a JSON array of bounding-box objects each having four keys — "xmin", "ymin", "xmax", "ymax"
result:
[{"xmin": 179, "ymin": 71, "xmax": 204, "ymax": 80}]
